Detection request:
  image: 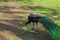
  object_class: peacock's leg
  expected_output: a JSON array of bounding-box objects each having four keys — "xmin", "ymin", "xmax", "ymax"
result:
[
  {"xmin": 35, "ymin": 22, "xmax": 38, "ymax": 29},
  {"xmin": 32, "ymin": 22, "xmax": 35, "ymax": 30},
  {"xmin": 35, "ymin": 22, "xmax": 39, "ymax": 32}
]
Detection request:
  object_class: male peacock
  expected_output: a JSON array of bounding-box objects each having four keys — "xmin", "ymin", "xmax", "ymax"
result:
[
  {"xmin": 25, "ymin": 13, "xmax": 60, "ymax": 40},
  {"xmin": 25, "ymin": 13, "xmax": 44, "ymax": 31}
]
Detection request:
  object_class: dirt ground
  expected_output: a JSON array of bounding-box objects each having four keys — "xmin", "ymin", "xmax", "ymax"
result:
[{"xmin": 0, "ymin": 20, "xmax": 53, "ymax": 40}]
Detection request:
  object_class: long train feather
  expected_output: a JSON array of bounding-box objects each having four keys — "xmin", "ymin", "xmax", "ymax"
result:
[{"xmin": 39, "ymin": 16, "xmax": 60, "ymax": 40}]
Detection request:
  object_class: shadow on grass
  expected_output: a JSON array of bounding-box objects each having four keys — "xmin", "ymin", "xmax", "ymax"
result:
[{"xmin": 0, "ymin": 20, "xmax": 52, "ymax": 40}]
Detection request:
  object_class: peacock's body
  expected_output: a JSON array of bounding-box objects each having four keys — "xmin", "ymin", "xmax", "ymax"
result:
[{"xmin": 39, "ymin": 16, "xmax": 60, "ymax": 40}]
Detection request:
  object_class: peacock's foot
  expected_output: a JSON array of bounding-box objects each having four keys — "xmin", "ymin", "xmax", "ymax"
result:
[{"xmin": 32, "ymin": 28, "xmax": 39, "ymax": 32}]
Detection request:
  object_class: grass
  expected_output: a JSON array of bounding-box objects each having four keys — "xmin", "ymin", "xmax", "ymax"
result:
[
  {"xmin": 0, "ymin": 0, "xmax": 60, "ymax": 6},
  {"xmin": 9, "ymin": 37, "xmax": 18, "ymax": 40},
  {"xmin": 0, "ymin": 13, "xmax": 4, "ymax": 17},
  {"xmin": 55, "ymin": 21, "xmax": 60, "ymax": 26},
  {"xmin": 19, "ymin": 14, "xmax": 24, "ymax": 16},
  {"xmin": 0, "ymin": 0, "xmax": 60, "ymax": 25},
  {"xmin": 23, "ymin": 26, "xmax": 32, "ymax": 31}
]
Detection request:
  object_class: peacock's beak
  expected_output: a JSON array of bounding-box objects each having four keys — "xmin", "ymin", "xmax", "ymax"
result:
[{"xmin": 25, "ymin": 20, "xmax": 31, "ymax": 25}]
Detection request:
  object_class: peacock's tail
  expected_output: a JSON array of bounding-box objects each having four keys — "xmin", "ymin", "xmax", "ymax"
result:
[{"xmin": 39, "ymin": 16, "xmax": 60, "ymax": 40}]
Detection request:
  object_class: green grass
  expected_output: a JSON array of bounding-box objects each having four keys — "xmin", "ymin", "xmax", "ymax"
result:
[
  {"xmin": 19, "ymin": 0, "xmax": 60, "ymax": 6},
  {"xmin": 9, "ymin": 37, "xmax": 18, "ymax": 40},
  {"xmin": 0, "ymin": 0, "xmax": 60, "ymax": 19},
  {"xmin": 0, "ymin": 14, "xmax": 4, "ymax": 17},
  {"xmin": 0, "ymin": 0, "xmax": 60, "ymax": 5},
  {"xmin": 55, "ymin": 21, "xmax": 60, "ymax": 26},
  {"xmin": 23, "ymin": 26, "xmax": 32, "ymax": 31}
]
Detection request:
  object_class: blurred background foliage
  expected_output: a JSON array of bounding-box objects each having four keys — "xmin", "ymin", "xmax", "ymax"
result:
[{"xmin": 0, "ymin": 0, "xmax": 60, "ymax": 26}]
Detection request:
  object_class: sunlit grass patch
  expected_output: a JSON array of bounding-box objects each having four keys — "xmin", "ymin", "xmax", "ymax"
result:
[
  {"xmin": 0, "ymin": 13, "xmax": 4, "ymax": 17},
  {"xmin": 18, "ymin": 14, "xmax": 25, "ymax": 17},
  {"xmin": 55, "ymin": 21, "xmax": 60, "ymax": 26},
  {"xmin": 9, "ymin": 37, "xmax": 18, "ymax": 40},
  {"xmin": 53, "ymin": 15, "xmax": 60, "ymax": 19},
  {"xmin": 23, "ymin": 26, "xmax": 32, "ymax": 31}
]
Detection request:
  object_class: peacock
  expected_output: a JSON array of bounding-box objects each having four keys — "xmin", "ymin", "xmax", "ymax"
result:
[
  {"xmin": 25, "ymin": 13, "xmax": 60, "ymax": 40},
  {"xmin": 25, "ymin": 13, "xmax": 44, "ymax": 31}
]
